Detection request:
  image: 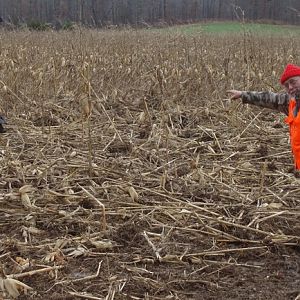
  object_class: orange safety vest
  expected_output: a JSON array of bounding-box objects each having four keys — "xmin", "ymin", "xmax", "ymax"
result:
[{"xmin": 285, "ymin": 98, "xmax": 300, "ymax": 169}]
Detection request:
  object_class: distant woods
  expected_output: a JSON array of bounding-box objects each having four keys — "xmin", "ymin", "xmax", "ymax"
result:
[{"xmin": 0, "ymin": 0, "xmax": 299, "ymax": 28}]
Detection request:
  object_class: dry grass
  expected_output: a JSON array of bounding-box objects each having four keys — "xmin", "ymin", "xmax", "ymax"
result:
[{"xmin": 0, "ymin": 28, "xmax": 300, "ymax": 299}]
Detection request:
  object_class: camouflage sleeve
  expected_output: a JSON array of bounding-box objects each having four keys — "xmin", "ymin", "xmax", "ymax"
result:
[{"xmin": 241, "ymin": 91, "xmax": 290, "ymax": 115}]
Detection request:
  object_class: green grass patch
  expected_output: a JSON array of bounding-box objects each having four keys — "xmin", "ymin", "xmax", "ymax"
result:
[{"xmin": 162, "ymin": 22, "xmax": 300, "ymax": 36}]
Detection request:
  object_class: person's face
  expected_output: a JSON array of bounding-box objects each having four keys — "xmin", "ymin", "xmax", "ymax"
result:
[{"xmin": 283, "ymin": 76, "xmax": 300, "ymax": 97}]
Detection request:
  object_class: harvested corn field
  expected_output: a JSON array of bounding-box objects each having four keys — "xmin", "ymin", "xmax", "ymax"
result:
[{"xmin": 0, "ymin": 28, "xmax": 300, "ymax": 299}]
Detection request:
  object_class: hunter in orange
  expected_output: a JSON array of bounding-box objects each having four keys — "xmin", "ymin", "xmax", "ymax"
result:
[{"xmin": 227, "ymin": 64, "xmax": 300, "ymax": 171}]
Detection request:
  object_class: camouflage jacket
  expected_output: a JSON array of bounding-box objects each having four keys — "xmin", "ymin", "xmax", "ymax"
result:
[{"xmin": 241, "ymin": 92, "xmax": 290, "ymax": 115}]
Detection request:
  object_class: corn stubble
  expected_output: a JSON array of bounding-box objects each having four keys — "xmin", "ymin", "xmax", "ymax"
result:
[{"xmin": 0, "ymin": 28, "xmax": 299, "ymax": 299}]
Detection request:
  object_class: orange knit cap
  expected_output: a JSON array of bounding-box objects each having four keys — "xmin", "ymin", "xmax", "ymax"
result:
[{"xmin": 280, "ymin": 64, "xmax": 300, "ymax": 84}]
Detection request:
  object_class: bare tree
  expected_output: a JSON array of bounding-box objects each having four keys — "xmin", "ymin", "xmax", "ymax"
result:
[{"xmin": 0, "ymin": 0, "xmax": 299, "ymax": 26}]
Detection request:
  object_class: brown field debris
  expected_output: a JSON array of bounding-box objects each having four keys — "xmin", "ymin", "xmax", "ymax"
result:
[{"xmin": 0, "ymin": 28, "xmax": 299, "ymax": 299}]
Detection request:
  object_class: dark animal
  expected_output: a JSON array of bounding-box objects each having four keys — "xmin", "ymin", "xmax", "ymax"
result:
[{"xmin": 0, "ymin": 116, "xmax": 6, "ymax": 133}]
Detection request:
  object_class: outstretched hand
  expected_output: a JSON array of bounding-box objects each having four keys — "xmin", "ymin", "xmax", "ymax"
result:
[{"xmin": 227, "ymin": 90, "xmax": 243, "ymax": 100}]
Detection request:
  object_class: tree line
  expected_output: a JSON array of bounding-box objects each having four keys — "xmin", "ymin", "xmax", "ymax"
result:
[{"xmin": 0, "ymin": 0, "xmax": 299, "ymax": 28}]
